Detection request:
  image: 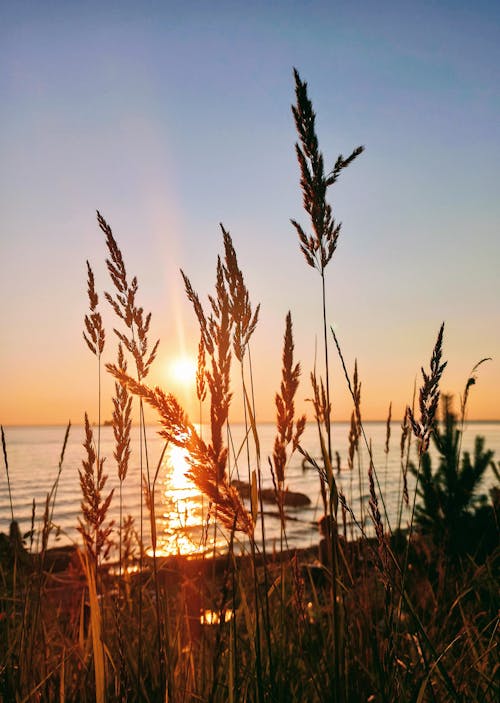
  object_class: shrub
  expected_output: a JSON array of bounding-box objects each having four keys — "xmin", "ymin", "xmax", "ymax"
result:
[{"xmin": 410, "ymin": 395, "xmax": 496, "ymax": 555}]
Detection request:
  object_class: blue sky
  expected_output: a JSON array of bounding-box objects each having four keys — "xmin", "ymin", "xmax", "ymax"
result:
[{"xmin": 1, "ymin": 0, "xmax": 499, "ymax": 423}]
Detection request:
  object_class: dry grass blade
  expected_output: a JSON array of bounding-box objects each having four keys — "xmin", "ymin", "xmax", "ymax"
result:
[
  {"xmin": 221, "ymin": 223, "xmax": 260, "ymax": 362},
  {"xmin": 297, "ymin": 446, "xmax": 328, "ymax": 494},
  {"xmin": 385, "ymin": 401, "xmax": 392, "ymax": 455},
  {"xmin": 58, "ymin": 421, "xmax": 71, "ymax": 469},
  {"xmin": 352, "ymin": 359, "xmax": 361, "ymax": 426},
  {"xmin": 272, "ymin": 312, "xmax": 306, "ymax": 484},
  {"xmin": 181, "ymin": 270, "xmax": 212, "ymax": 354},
  {"xmin": 408, "ymin": 323, "xmax": 447, "ymax": 454},
  {"xmin": 290, "ymin": 68, "xmax": 364, "ymax": 273},
  {"xmin": 400, "ymin": 407, "xmax": 410, "ymax": 507},
  {"xmin": 196, "ymin": 336, "xmax": 207, "ymax": 403},
  {"xmin": 78, "ymin": 413, "xmax": 115, "ymax": 564},
  {"xmin": 97, "ymin": 209, "xmax": 128, "ymax": 299},
  {"xmin": 46, "ymin": 421, "xmax": 71, "ymax": 533},
  {"xmin": 79, "ymin": 550, "xmax": 106, "ymax": 703},
  {"xmin": 309, "ymin": 370, "xmax": 329, "ymax": 430},
  {"xmin": 306, "ymin": 369, "xmax": 332, "ymax": 515},
  {"xmin": 112, "ymin": 344, "xmax": 132, "ymax": 482},
  {"xmin": 461, "ymin": 357, "xmax": 492, "ymax": 420},
  {"xmin": 98, "ymin": 210, "xmax": 158, "ymax": 379},
  {"xmin": 83, "ymin": 261, "xmax": 105, "ymax": 357},
  {"xmin": 207, "ymin": 259, "xmax": 233, "ymax": 480},
  {"xmin": 347, "ymin": 361, "xmax": 362, "ymax": 471},
  {"xmin": 368, "ymin": 454, "xmax": 389, "ymax": 574},
  {"xmin": 1, "ymin": 425, "xmax": 15, "ymax": 522},
  {"xmin": 347, "ymin": 411, "xmax": 358, "ymax": 472},
  {"xmin": 183, "ymin": 258, "xmax": 233, "ymax": 482},
  {"xmin": 292, "ymin": 68, "xmax": 363, "ymax": 468}
]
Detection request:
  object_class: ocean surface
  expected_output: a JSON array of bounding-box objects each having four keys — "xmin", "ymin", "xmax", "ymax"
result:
[{"xmin": 1, "ymin": 422, "xmax": 499, "ymax": 558}]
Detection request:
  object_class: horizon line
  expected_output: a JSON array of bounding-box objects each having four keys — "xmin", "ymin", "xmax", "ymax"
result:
[{"xmin": 3, "ymin": 418, "xmax": 500, "ymax": 428}]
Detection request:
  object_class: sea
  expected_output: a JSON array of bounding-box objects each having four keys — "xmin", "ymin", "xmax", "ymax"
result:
[{"xmin": 1, "ymin": 422, "xmax": 499, "ymax": 558}]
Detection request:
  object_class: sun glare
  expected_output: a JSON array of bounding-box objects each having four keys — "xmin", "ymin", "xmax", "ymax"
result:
[
  {"xmin": 153, "ymin": 444, "xmax": 204, "ymax": 557},
  {"xmin": 169, "ymin": 355, "xmax": 197, "ymax": 386}
]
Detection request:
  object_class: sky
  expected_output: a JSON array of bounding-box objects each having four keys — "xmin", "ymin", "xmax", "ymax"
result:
[{"xmin": 1, "ymin": 0, "xmax": 499, "ymax": 426}]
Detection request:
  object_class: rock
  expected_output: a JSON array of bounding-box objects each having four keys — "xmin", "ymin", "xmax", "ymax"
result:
[{"xmin": 231, "ymin": 480, "xmax": 311, "ymax": 507}]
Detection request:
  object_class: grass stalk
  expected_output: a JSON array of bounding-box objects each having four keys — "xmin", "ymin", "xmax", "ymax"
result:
[{"xmin": 1, "ymin": 427, "xmax": 15, "ymax": 524}]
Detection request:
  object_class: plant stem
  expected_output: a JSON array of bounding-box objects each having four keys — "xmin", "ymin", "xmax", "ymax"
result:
[{"xmin": 321, "ymin": 270, "xmax": 332, "ymax": 462}]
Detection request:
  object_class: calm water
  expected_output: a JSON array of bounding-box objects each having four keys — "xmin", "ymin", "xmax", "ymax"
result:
[{"xmin": 1, "ymin": 422, "xmax": 499, "ymax": 557}]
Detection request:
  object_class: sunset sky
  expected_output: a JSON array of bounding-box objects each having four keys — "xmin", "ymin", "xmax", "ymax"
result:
[{"xmin": 1, "ymin": 0, "xmax": 499, "ymax": 426}]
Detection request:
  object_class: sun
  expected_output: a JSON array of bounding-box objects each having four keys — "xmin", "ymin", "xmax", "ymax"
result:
[{"xmin": 169, "ymin": 355, "xmax": 197, "ymax": 387}]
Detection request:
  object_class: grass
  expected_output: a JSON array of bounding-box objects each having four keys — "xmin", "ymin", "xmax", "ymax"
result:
[{"xmin": 1, "ymin": 69, "xmax": 499, "ymax": 702}]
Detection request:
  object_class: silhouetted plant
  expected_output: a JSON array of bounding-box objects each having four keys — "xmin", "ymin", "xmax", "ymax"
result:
[
  {"xmin": 291, "ymin": 68, "xmax": 363, "ymax": 462},
  {"xmin": 407, "ymin": 322, "xmax": 447, "ymax": 455},
  {"xmin": 78, "ymin": 413, "xmax": 115, "ymax": 568},
  {"xmin": 410, "ymin": 395, "xmax": 495, "ymax": 553}
]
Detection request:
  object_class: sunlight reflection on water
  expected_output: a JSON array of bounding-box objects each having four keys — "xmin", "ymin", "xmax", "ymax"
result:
[
  {"xmin": 154, "ymin": 444, "xmax": 227, "ymax": 557},
  {"xmin": 3, "ymin": 423, "xmax": 499, "ymax": 555}
]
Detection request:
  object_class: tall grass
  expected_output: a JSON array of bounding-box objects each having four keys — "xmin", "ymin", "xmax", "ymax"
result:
[
  {"xmin": 1, "ymin": 69, "xmax": 498, "ymax": 703},
  {"xmin": 291, "ymin": 67, "xmax": 363, "ymax": 463}
]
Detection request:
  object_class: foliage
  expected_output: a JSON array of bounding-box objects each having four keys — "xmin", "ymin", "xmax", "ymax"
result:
[{"xmin": 410, "ymin": 395, "xmax": 496, "ymax": 554}]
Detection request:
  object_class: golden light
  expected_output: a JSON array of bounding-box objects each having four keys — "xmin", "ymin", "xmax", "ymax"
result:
[
  {"xmin": 152, "ymin": 444, "xmax": 205, "ymax": 557},
  {"xmin": 168, "ymin": 355, "xmax": 197, "ymax": 387},
  {"xmin": 169, "ymin": 445, "xmax": 190, "ymax": 487},
  {"xmin": 200, "ymin": 609, "xmax": 234, "ymax": 625},
  {"xmin": 151, "ymin": 443, "xmax": 231, "ymax": 559}
]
